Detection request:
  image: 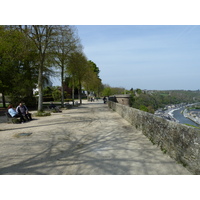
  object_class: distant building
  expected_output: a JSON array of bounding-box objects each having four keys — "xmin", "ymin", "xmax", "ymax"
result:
[
  {"xmin": 33, "ymin": 77, "xmax": 53, "ymax": 95},
  {"xmin": 43, "ymin": 79, "xmax": 53, "ymax": 88}
]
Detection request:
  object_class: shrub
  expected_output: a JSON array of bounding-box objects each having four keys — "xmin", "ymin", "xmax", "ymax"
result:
[
  {"xmin": 52, "ymin": 89, "xmax": 61, "ymax": 101},
  {"xmin": 35, "ymin": 111, "xmax": 51, "ymax": 117},
  {"xmin": 43, "ymin": 96, "xmax": 54, "ymax": 102}
]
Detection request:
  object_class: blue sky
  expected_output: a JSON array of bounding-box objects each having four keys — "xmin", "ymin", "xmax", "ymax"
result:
[{"xmin": 75, "ymin": 25, "xmax": 200, "ymax": 90}]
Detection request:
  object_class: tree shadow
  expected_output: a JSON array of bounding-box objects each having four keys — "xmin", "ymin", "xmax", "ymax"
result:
[
  {"xmin": 0, "ymin": 126, "xmax": 190, "ymax": 175},
  {"xmin": 0, "ymin": 102, "xmax": 191, "ymax": 175},
  {"xmin": 0, "ymin": 119, "xmax": 93, "ymax": 131}
]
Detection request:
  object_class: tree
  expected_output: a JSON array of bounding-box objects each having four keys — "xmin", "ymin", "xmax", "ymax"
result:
[
  {"xmin": 87, "ymin": 60, "xmax": 100, "ymax": 75},
  {"xmin": 52, "ymin": 87, "xmax": 62, "ymax": 101},
  {"xmin": 101, "ymin": 84, "xmax": 125, "ymax": 97},
  {"xmin": 102, "ymin": 85, "xmax": 112, "ymax": 97},
  {"xmin": 53, "ymin": 25, "xmax": 81, "ymax": 107},
  {"xmin": 67, "ymin": 51, "xmax": 88, "ymax": 104},
  {"xmin": 83, "ymin": 60, "xmax": 102, "ymax": 97},
  {"xmin": 0, "ymin": 26, "xmax": 12, "ymax": 107},
  {"xmin": 19, "ymin": 25, "xmax": 58, "ymax": 111},
  {"xmin": 0, "ymin": 26, "xmax": 38, "ymax": 107},
  {"xmin": 0, "ymin": 25, "xmax": 102, "ymax": 109}
]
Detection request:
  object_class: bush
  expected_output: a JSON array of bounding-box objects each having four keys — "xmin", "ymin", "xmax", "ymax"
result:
[
  {"xmin": 64, "ymin": 99, "xmax": 73, "ymax": 102},
  {"xmin": 9, "ymin": 96, "xmax": 37, "ymax": 108},
  {"xmin": 35, "ymin": 111, "xmax": 51, "ymax": 117},
  {"xmin": 139, "ymin": 105, "xmax": 148, "ymax": 112},
  {"xmin": 52, "ymin": 89, "xmax": 61, "ymax": 101},
  {"xmin": 43, "ymin": 96, "xmax": 54, "ymax": 102}
]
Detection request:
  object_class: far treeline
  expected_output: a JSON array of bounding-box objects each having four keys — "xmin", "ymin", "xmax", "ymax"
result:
[
  {"xmin": 128, "ymin": 89, "xmax": 200, "ymax": 114},
  {"xmin": 102, "ymin": 86, "xmax": 200, "ymax": 113},
  {"xmin": 0, "ymin": 25, "xmax": 104, "ymax": 110}
]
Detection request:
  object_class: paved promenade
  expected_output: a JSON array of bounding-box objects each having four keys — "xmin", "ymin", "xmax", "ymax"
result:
[{"xmin": 0, "ymin": 101, "xmax": 191, "ymax": 175}]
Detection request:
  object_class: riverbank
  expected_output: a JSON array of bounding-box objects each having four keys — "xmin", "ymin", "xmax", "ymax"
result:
[
  {"xmin": 155, "ymin": 104, "xmax": 200, "ymax": 127},
  {"xmin": 183, "ymin": 108, "xmax": 200, "ymax": 126}
]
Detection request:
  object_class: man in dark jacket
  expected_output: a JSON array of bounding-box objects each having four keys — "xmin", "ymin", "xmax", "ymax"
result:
[{"xmin": 16, "ymin": 102, "xmax": 32, "ymax": 121}]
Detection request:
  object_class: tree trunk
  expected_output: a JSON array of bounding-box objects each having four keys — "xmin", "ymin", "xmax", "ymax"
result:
[
  {"xmin": 38, "ymin": 66, "xmax": 43, "ymax": 111},
  {"xmin": 72, "ymin": 79, "xmax": 75, "ymax": 106},
  {"xmin": 78, "ymin": 82, "xmax": 82, "ymax": 105},
  {"xmin": 2, "ymin": 92, "xmax": 6, "ymax": 108},
  {"xmin": 61, "ymin": 67, "xmax": 64, "ymax": 107}
]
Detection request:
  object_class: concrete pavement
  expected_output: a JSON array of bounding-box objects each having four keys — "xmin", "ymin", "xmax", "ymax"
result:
[{"xmin": 0, "ymin": 101, "xmax": 191, "ymax": 174}]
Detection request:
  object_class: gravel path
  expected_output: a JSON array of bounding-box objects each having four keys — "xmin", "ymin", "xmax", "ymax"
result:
[{"xmin": 0, "ymin": 101, "xmax": 191, "ymax": 175}]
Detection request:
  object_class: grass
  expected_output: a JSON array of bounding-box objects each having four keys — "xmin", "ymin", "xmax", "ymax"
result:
[
  {"xmin": 184, "ymin": 124, "xmax": 200, "ymax": 129},
  {"xmin": 160, "ymin": 146, "xmax": 167, "ymax": 154},
  {"xmin": 34, "ymin": 111, "xmax": 51, "ymax": 117},
  {"xmin": 0, "ymin": 103, "xmax": 9, "ymax": 108}
]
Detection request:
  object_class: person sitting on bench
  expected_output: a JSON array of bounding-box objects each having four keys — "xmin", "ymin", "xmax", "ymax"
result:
[
  {"xmin": 49, "ymin": 102, "xmax": 56, "ymax": 109},
  {"xmin": 8, "ymin": 104, "xmax": 26, "ymax": 123},
  {"xmin": 16, "ymin": 102, "xmax": 32, "ymax": 121},
  {"xmin": 49, "ymin": 102, "xmax": 62, "ymax": 112}
]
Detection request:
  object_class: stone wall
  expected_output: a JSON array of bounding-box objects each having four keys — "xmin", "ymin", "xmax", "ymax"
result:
[
  {"xmin": 109, "ymin": 94, "xmax": 130, "ymax": 106},
  {"xmin": 108, "ymin": 101, "xmax": 200, "ymax": 174}
]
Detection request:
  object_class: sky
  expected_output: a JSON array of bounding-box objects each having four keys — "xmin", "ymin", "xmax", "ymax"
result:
[
  {"xmin": 75, "ymin": 25, "xmax": 200, "ymax": 91},
  {"xmin": 3, "ymin": 1, "xmax": 200, "ymax": 91}
]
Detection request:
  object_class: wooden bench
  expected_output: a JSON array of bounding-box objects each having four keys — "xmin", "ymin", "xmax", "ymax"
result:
[
  {"xmin": 47, "ymin": 106, "xmax": 62, "ymax": 113},
  {"xmin": 65, "ymin": 101, "xmax": 78, "ymax": 108},
  {"xmin": 64, "ymin": 102, "xmax": 72, "ymax": 109},
  {"xmin": 5, "ymin": 112, "xmax": 20, "ymax": 123}
]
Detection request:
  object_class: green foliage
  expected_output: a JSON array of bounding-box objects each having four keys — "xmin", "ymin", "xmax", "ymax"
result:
[
  {"xmin": 11, "ymin": 118, "xmax": 20, "ymax": 124},
  {"xmin": 67, "ymin": 52, "xmax": 88, "ymax": 82},
  {"xmin": 9, "ymin": 96, "xmax": 37, "ymax": 108},
  {"xmin": 83, "ymin": 60, "xmax": 102, "ymax": 97},
  {"xmin": 0, "ymin": 26, "xmax": 38, "ymax": 107},
  {"xmin": 139, "ymin": 105, "xmax": 148, "ymax": 112},
  {"xmin": 161, "ymin": 146, "xmax": 167, "ymax": 154},
  {"xmin": 187, "ymin": 105, "xmax": 200, "ymax": 110},
  {"xmin": 102, "ymin": 84, "xmax": 125, "ymax": 97},
  {"xmin": 65, "ymin": 99, "xmax": 73, "ymax": 102},
  {"xmin": 35, "ymin": 111, "xmax": 51, "ymax": 117},
  {"xmin": 131, "ymin": 92, "xmax": 157, "ymax": 113},
  {"xmin": 102, "ymin": 86, "xmax": 112, "ymax": 97},
  {"xmin": 184, "ymin": 124, "xmax": 200, "ymax": 129},
  {"xmin": 43, "ymin": 87, "xmax": 53, "ymax": 97},
  {"xmin": 130, "ymin": 89, "xmax": 200, "ymax": 114},
  {"xmin": 0, "ymin": 26, "xmax": 103, "ymax": 110},
  {"xmin": 43, "ymin": 86, "xmax": 69, "ymax": 102},
  {"xmin": 136, "ymin": 88, "xmax": 142, "ymax": 95},
  {"xmin": 52, "ymin": 88, "xmax": 61, "ymax": 101},
  {"xmin": 88, "ymin": 60, "xmax": 100, "ymax": 76}
]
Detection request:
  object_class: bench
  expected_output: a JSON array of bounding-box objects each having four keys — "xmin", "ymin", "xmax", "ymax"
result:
[
  {"xmin": 47, "ymin": 106, "xmax": 62, "ymax": 113},
  {"xmin": 64, "ymin": 102, "xmax": 72, "ymax": 109},
  {"xmin": 65, "ymin": 101, "xmax": 79, "ymax": 108},
  {"xmin": 5, "ymin": 112, "xmax": 20, "ymax": 123}
]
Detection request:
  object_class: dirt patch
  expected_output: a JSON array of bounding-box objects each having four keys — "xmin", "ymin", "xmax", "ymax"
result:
[{"xmin": 14, "ymin": 132, "xmax": 33, "ymax": 138}]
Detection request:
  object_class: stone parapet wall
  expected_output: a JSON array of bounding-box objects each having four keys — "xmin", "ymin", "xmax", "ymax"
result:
[
  {"xmin": 108, "ymin": 101, "xmax": 200, "ymax": 174},
  {"xmin": 109, "ymin": 94, "xmax": 130, "ymax": 106}
]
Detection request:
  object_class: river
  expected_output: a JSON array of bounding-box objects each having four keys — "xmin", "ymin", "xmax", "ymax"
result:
[{"xmin": 172, "ymin": 108, "xmax": 199, "ymax": 127}]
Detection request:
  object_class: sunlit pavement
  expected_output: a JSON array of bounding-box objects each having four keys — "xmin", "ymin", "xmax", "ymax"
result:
[{"xmin": 0, "ymin": 101, "xmax": 191, "ymax": 175}]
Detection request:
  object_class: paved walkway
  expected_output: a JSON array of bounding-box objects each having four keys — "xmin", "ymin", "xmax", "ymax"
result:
[{"xmin": 0, "ymin": 101, "xmax": 191, "ymax": 174}]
